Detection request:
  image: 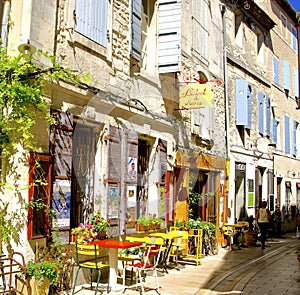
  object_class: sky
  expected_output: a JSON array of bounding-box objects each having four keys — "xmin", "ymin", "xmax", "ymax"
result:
[{"xmin": 288, "ymin": 0, "xmax": 300, "ymax": 11}]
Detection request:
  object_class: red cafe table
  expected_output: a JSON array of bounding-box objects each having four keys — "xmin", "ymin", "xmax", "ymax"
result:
[{"xmin": 91, "ymin": 239, "xmax": 143, "ymax": 291}]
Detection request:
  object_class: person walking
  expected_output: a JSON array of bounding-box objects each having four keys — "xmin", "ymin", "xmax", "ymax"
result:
[{"xmin": 256, "ymin": 201, "xmax": 271, "ymax": 249}]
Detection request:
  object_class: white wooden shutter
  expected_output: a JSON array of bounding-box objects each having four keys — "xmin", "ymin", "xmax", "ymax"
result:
[
  {"xmin": 158, "ymin": 0, "xmax": 181, "ymax": 73},
  {"xmin": 75, "ymin": 0, "xmax": 107, "ymax": 47}
]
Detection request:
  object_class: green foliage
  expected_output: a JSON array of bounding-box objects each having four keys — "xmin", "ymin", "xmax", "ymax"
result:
[
  {"xmin": 89, "ymin": 211, "xmax": 111, "ymax": 232},
  {"xmin": 0, "ymin": 46, "xmax": 89, "ymax": 253},
  {"xmin": 22, "ymin": 258, "xmax": 63, "ymax": 285}
]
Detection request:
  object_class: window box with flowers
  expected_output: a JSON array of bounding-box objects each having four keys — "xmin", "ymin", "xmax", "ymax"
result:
[{"xmin": 20, "ymin": 258, "xmax": 63, "ymax": 295}]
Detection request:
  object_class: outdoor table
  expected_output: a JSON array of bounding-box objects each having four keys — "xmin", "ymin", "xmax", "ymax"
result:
[
  {"xmin": 149, "ymin": 232, "xmax": 182, "ymax": 272},
  {"xmin": 91, "ymin": 239, "xmax": 142, "ymax": 291}
]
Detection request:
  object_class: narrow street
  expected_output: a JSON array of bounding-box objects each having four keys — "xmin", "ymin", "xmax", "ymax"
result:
[{"xmin": 72, "ymin": 233, "xmax": 300, "ymax": 295}]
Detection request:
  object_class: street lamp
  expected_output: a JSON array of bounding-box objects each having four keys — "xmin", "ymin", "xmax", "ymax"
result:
[{"xmin": 18, "ymin": 41, "xmax": 36, "ymax": 59}]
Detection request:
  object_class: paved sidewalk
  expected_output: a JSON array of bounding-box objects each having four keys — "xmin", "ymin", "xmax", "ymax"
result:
[{"xmin": 70, "ymin": 233, "xmax": 300, "ymax": 295}]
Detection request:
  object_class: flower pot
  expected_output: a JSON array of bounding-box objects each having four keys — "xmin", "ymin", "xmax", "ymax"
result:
[
  {"xmin": 30, "ymin": 277, "xmax": 50, "ymax": 295},
  {"xmin": 96, "ymin": 231, "xmax": 107, "ymax": 240},
  {"xmin": 244, "ymin": 231, "xmax": 257, "ymax": 246}
]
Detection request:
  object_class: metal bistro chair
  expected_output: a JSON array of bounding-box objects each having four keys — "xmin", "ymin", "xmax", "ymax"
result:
[
  {"xmin": 167, "ymin": 230, "xmax": 189, "ymax": 269},
  {"xmin": 222, "ymin": 224, "xmax": 240, "ymax": 250},
  {"xmin": 72, "ymin": 243, "xmax": 110, "ymax": 295},
  {"xmin": 122, "ymin": 236, "xmax": 164, "ymax": 295}
]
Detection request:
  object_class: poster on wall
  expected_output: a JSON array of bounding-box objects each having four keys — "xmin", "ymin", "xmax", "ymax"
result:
[
  {"xmin": 127, "ymin": 185, "xmax": 137, "ymax": 221},
  {"xmin": 52, "ymin": 180, "xmax": 71, "ymax": 227},
  {"xmin": 108, "ymin": 186, "xmax": 119, "ymax": 218},
  {"xmin": 248, "ymin": 179, "xmax": 254, "ymax": 207},
  {"xmin": 127, "ymin": 157, "xmax": 137, "ymax": 181}
]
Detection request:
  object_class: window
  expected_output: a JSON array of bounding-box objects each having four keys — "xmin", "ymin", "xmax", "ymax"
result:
[
  {"xmin": 283, "ymin": 59, "xmax": 290, "ymax": 91},
  {"xmin": 0, "ymin": 0, "xmax": 8, "ymax": 45},
  {"xmin": 132, "ymin": 0, "xmax": 181, "ymax": 73},
  {"xmin": 257, "ymin": 29, "xmax": 264, "ymax": 64},
  {"xmin": 235, "ymin": 79, "xmax": 251, "ymax": 127},
  {"xmin": 258, "ymin": 92, "xmax": 264, "ymax": 135},
  {"xmin": 292, "ymin": 120, "xmax": 298, "ymax": 157},
  {"xmin": 74, "ymin": 0, "xmax": 108, "ymax": 47},
  {"xmin": 280, "ymin": 13, "xmax": 287, "ymax": 40},
  {"xmin": 266, "ymin": 96, "xmax": 271, "ymax": 137},
  {"xmin": 272, "ymin": 118, "xmax": 278, "ymax": 145},
  {"xmin": 235, "ymin": 11, "xmax": 243, "ymax": 48},
  {"xmin": 294, "ymin": 69, "xmax": 299, "ymax": 98},
  {"xmin": 291, "ymin": 26, "xmax": 297, "ymax": 51},
  {"xmin": 273, "ymin": 56, "xmax": 279, "ymax": 85},
  {"xmin": 28, "ymin": 153, "xmax": 52, "ymax": 240},
  {"xmin": 284, "ymin": 114, "xmax": 290, "ymax": 154},
  {"xmin": 157, "ymin": 0, "xmax": 181, "ymax": 73},
  {"xmin": 192, "ymin": 0, "xmax": 209, "ymax": 64}
]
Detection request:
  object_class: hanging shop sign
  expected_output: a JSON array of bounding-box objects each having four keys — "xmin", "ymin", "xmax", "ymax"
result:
[{"xmin": 179, "ymin": 83, "xmax": 214, "ymax": 109}]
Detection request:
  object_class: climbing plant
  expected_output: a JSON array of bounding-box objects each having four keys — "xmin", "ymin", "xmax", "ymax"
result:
[{"xmin": 0, "ymin": 46, "xmax": 89, "ymax": 252}]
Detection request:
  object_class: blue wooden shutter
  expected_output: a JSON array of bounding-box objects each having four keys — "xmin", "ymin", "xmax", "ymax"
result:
[
  {"xmin": 158, "ymin": 0, "xmax": 181, "ymax": 73},
  {"xmin": 293, "ymin": 120, "xmax": 297, "ymax": 156},
  {"xmin": 246, "ymin": 85, "xmax": 252, "ymax": 129},
  {"xmin": 283, "ymin": 59, "xmax": 290, "ymax": 91},
  {"xmin": 284, "ymin": 115, "xmax": 290, "ymax": 154},
  {"xmin": 131, "ymin": 0, "xmax": 141, "ymax": 61},
  {"xmin": 266, "ymin": 96, "xmax": 271, "ymax": 137},
  {"xmin": 273, "ymin": 56, "xmax": 279, "ymax": 85},
  {"xmin": 258, "ymin": 92, "xmax": 264, "ymax": 135},
  {"xmin": 294, "ymin": 69, "xmax": 299, "ymax": 98},
  {"xmin": 75, "ymin": 0, "xmax": 107, "ymax": 47},
  {"xmin": 235, "ymin": 79, "xmax": 248, "ymax": 126},
  {"xmin": 292, "ymin": 27, "xmax": 297, "ymax": 51},
  {"xmin": 272, "ymin": 118, "xmax": 277, "ymax": 144}
]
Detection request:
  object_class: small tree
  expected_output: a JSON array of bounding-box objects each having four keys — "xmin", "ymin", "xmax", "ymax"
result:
[{"xmin": 0, "ymin": 46, "xmax": 88, "ymax": 253}]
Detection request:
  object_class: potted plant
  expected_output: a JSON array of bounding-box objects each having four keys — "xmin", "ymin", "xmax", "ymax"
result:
[
  {"xmin": 152, "ymin": 217, "xmax": 163, "ymax": 230},
  {"xmin": 90, "ymin": 211, "xmax": 111, "ymax": 239},
  {"xmin": 21, "ymin": 258, "xmax": 63, "ymax": 295},
  {"xmin": 136, "ymin": 215, "xmax": 150, "ymax": 231},
  {"xmin": 71, "ymin": 223, "xmax": 97, "ymax": 244},
  {"xmin": 175, "ymin": 220, "xmax": 185, "ymax": 230}
]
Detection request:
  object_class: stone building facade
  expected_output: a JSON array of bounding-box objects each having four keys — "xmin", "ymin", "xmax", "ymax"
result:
[
  {"xmin": 222, "ymin": 0, "xmax": 300, "ymax": 230},
  {"xmin": 1, "ymin": 0, "xmax": 228, "ymax": 256}
]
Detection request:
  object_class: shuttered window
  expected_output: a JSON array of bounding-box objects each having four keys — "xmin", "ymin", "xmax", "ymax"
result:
[
  {"xmin": 292, "ymin": 120, "xmax": 297, "ymax": 157},
  {"xmin": 273, "ymin": 56, "xmax": 279, "ymax": 85},
  {"xmin": 266, "ymin": 96, "xmax": 271, "ymax": 137},
  {"xmin": 258, "ymin": 92, "xmax": 264, "ymax": 135},
  {"xmin": 292, "ymin": 26, "xmax": 297, "ymax": 51},
  {"xmin": 235, "ymin": 79, "xmax": 248, "ymax": 126},
  {"xmin": 272, "ymin": 118, "xmax": 278, "ymax": 144},
  {"xmin": 283, "ymin": 59, "xmax": 290, "ymax": 91},
  {"xmin": 75, "ymin": 0, "xmax": 107, "ymax": 47},
  {"xmin": 158, "ymin": 0, "xmax": 181, "ymax": 73},
  {"xmin": 284, "ymin": 114, "xmax": 290, "ymax": 154},
  {"xmin": 294, "ymin": 69, "xmax": 299, "ymax": 98},
  {"xmin": 131, "ymin": 0, "xmax": 142, "ymax": 61},
  {"xmin": 192, "ymin": 0, "xmax": 209, "ymax": 64},
  {"xmin": 246, "ymin": 85, "xmax": 252, "ymax": 129}
]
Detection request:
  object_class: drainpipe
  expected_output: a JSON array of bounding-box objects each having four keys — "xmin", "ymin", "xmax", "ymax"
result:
[
  {"xmin": 220, "ymin": 3, "xmax": 230, "ymax": 158},
  {"xmin": 1, "ymin": 0, "xmax": 10, "ymax": 47}
]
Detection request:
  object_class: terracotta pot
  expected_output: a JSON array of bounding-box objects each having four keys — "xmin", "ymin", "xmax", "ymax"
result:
[
  {"xmin": 96, "ymin": 231, "xmax": 107, "ymax": 240},
  {"xmin": 30, "ymin": 277, "xmax": 50, "ymax": 295}
]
